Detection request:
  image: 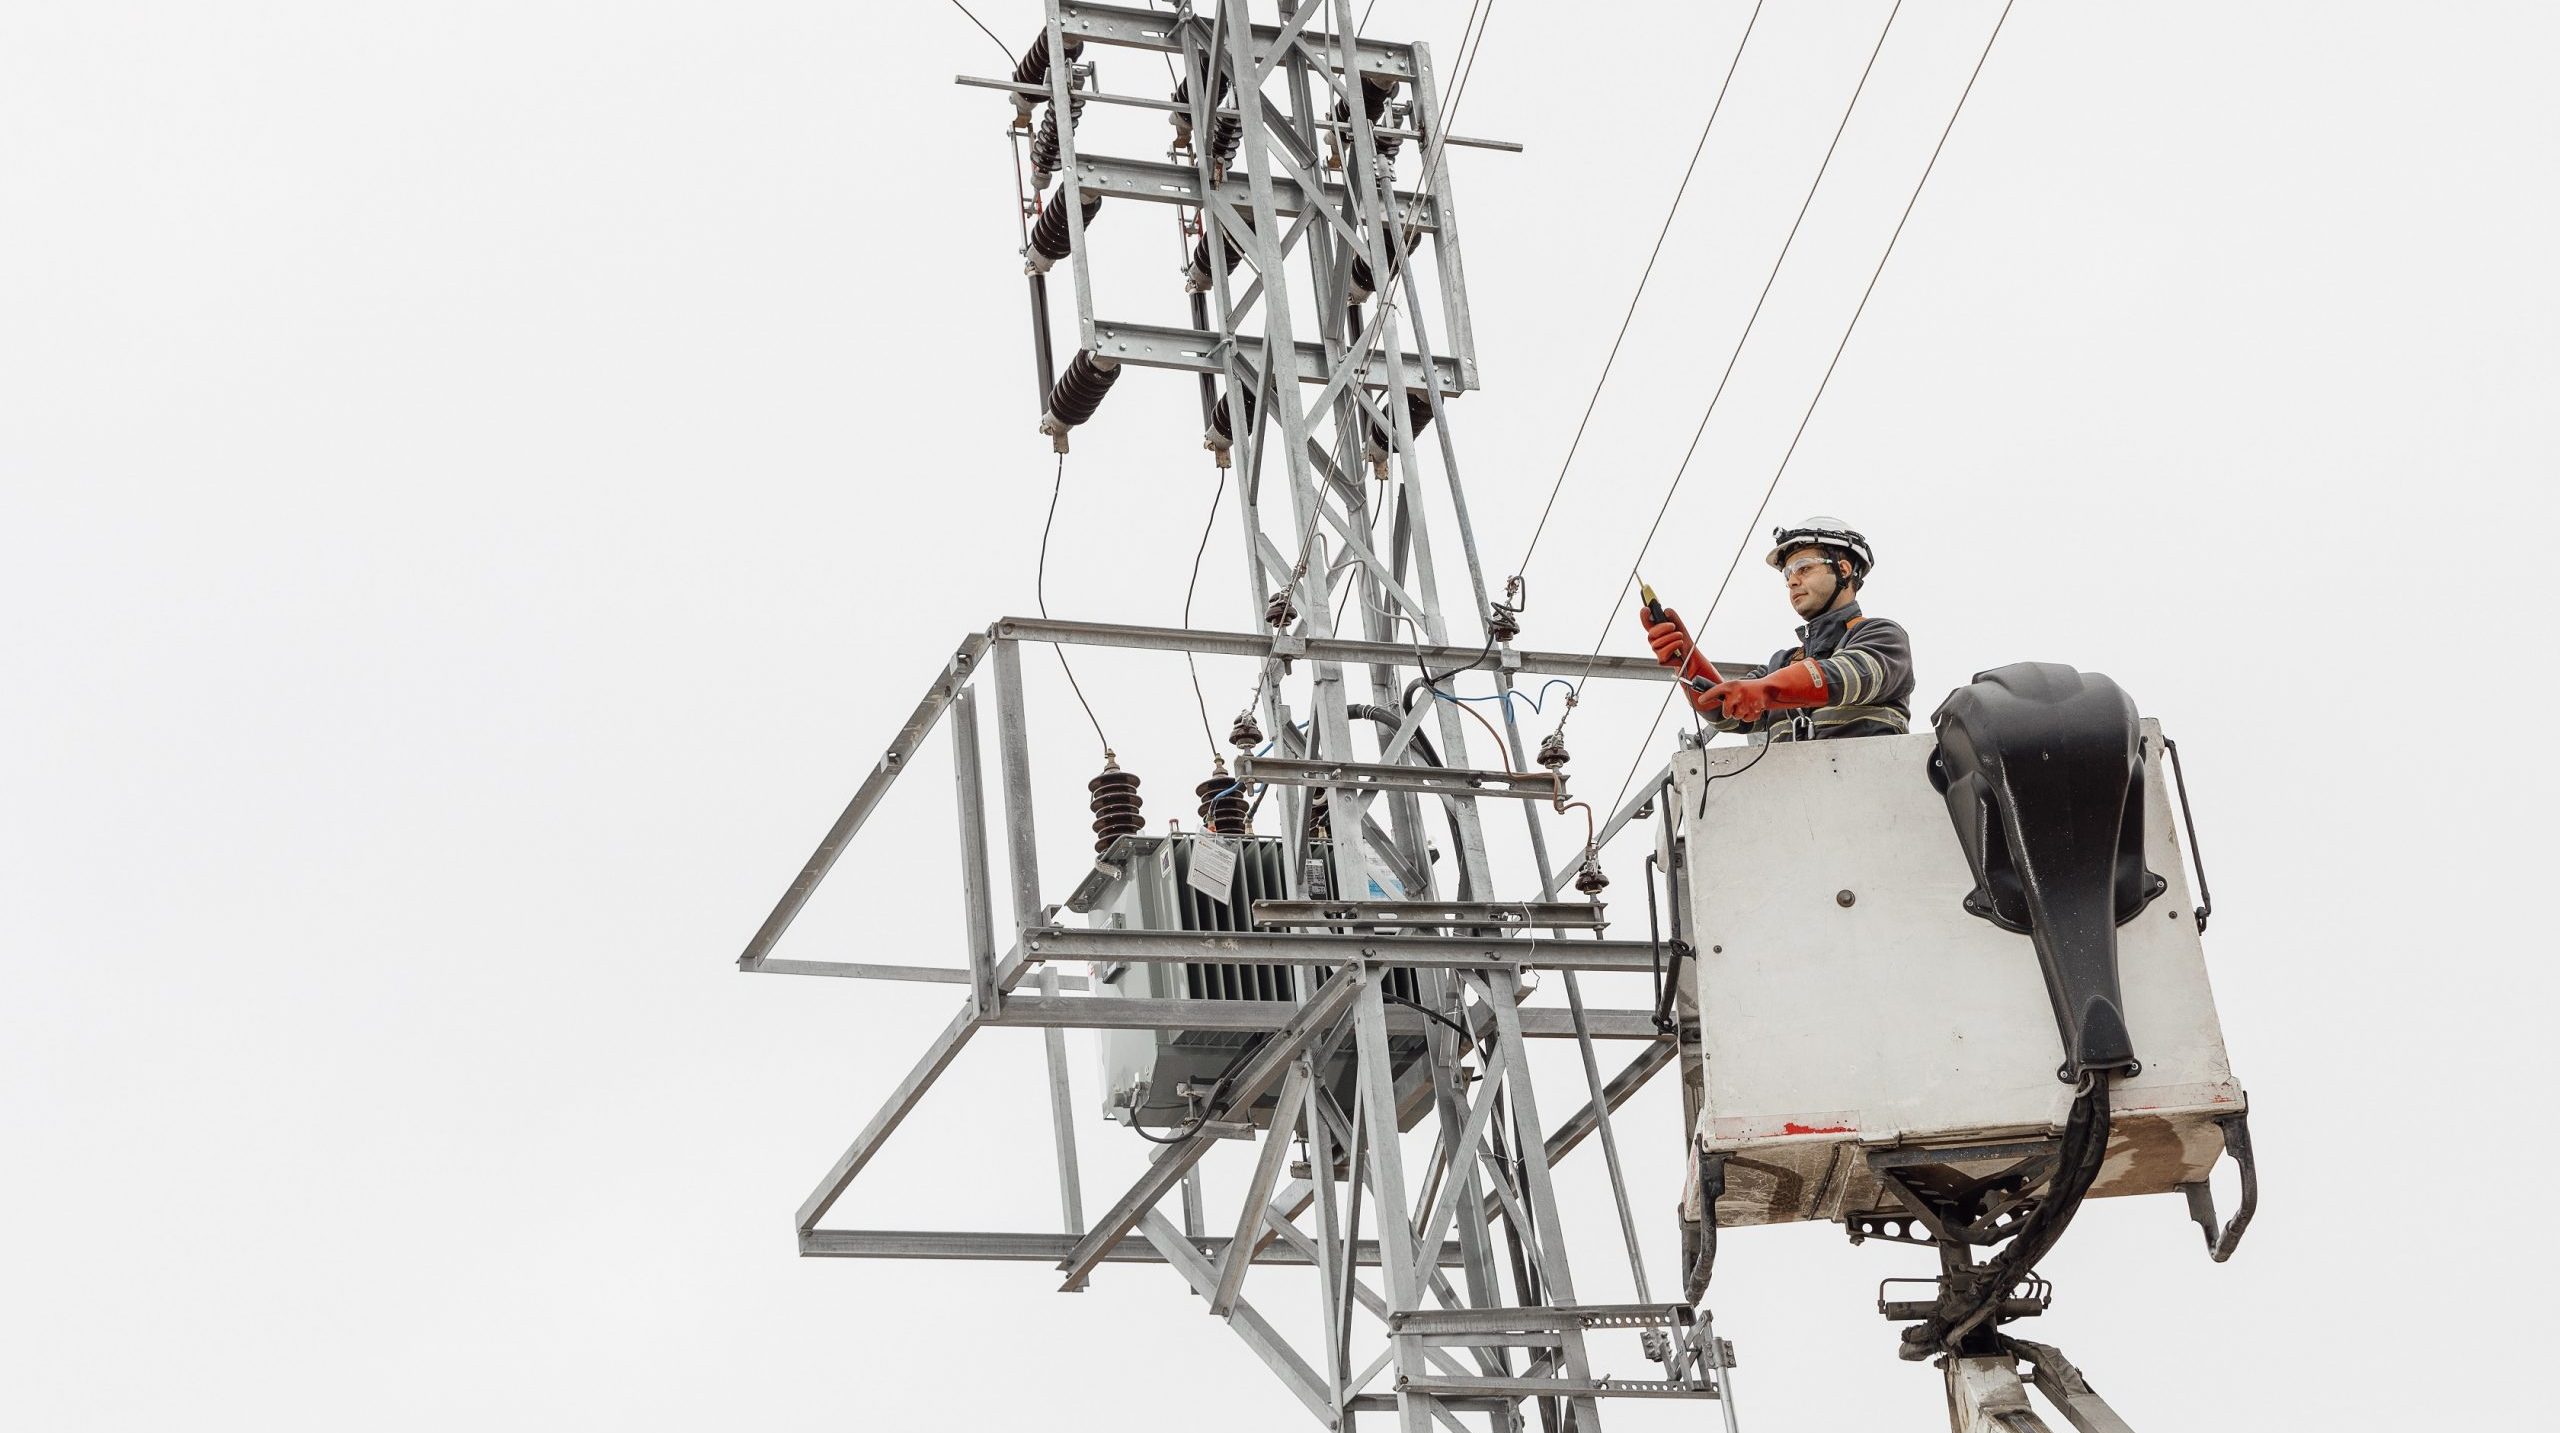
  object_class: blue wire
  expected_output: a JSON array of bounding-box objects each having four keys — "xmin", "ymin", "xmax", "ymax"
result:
[{"xmin": 1203, "ymin": 733, "xmax": 1285, "ymax": 809}]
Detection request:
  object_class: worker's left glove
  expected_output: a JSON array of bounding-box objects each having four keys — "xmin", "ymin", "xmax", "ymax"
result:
[{"xmin": 1701, "ymin": 660, "xmax": 1828, "ymax": 724}]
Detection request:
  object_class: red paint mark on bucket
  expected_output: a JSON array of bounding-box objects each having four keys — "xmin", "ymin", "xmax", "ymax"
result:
[{"xmin": 1781, "ymin": 1122, "xmax": 1852, "ymax": 1136}]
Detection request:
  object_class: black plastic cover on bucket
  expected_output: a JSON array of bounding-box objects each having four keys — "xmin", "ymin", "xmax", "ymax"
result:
[{"xmin": 1928, "ymin": 662, "xmax": 2166, "ymax": 1082}]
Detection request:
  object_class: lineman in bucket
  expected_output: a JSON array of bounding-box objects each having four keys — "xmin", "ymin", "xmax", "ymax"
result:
[{"xmin": 1639, "ymin": 517, "xmax": 1915, "ymax": 740}]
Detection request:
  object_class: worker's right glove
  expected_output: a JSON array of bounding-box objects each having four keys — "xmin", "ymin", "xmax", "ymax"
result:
[{"xmin": 1701, "ymin": 659, "xmax": 1829, "ymax": 724}]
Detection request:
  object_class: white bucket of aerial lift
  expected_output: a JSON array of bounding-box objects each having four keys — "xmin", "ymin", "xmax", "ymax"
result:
[{"xmin": 1669, "ymin": 720, "xmax": 2245, "ymax": 1229}]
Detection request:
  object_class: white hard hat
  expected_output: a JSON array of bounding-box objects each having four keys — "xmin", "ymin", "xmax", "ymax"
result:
[{"xmin": 1765, "ymin": 517, "xmax": 1874, "ymax": 578}]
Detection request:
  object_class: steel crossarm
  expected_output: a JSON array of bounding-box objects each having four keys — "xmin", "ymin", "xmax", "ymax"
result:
[
  {"xmin": 987, "ymin": 993, "xmax": 1662, "ymax": 1038},
  {"xmin": 1010, "ymin": 926, "xmax": 1660, "ymax": 972},
  {"xmin": 796, "ymin": 1227, "xmax": 1464, "ymax": 1267},
  {"xmin": 1060, "ymin": 0, "xmax": 1416, "ymax": 77},
  {"xmin": 983, "ymin": 615, "xmax": 1686, "ymax": 682}
]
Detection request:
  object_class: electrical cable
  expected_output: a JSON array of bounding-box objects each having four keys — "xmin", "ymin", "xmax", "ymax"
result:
[
  {"xmin": 1385, "ymin": 991, "xmax": 1473, "ymax": 1042},
  {"xmin": 1183, "ymin": 469, "xmax": 1230, "ymax": 759},
  {"xmin": 1686, "ymin": 0, "xmax": 2019, "ymax": 644},
  {"xmin": 1125, "ymin": 1031, "xmax": 1275, "ymax": 1145},
  {"xmin": 1512, "ymin": 0, "xmax": 1767, "ymax": 584},
  {"xmin": 1439, "ymin": 0, "xmax": 1495, "ymax": 139},
  {"xmin": 1591, "ymin": 0, "xmax": 2017, "ymax": 822},
  {"xmin": 1341, "ymin": 702, "xmax": 1474, "ymax": 900},
  {"xmin": 943, "ymin": 0, "xmax": 1012, "ymax": 59},
  {"xmin": 1690, "ymin": 730, "xmax": 1775, "ymax": 815},
  {"xmin": 1560, "ymin": 0, "xmax": 1909, "ymax": 732},
  {"xmin": 1430, "ymin": 678, "xmax": 1580, "ymax": 714},
  {"xmin": 1037, "ymin": 452, "xmax": 1113, "ymax": 756},
  {"xmin": 1901, "ymin": 1069, "xmax": 2112, "ymax": 1357}
]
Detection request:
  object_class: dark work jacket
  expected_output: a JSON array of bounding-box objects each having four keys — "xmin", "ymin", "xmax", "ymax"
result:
[{"xmin": 1705, "ymin": 599, "xmax": 1914, "ymax": 741}]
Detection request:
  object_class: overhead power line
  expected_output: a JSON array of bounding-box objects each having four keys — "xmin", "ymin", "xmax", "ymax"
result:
[
  {"xmin": 1512, "ymin": 0, "xmax": 1769, "ymax": 585},
  {"xmin": 1598, "ymin": 0, "xmax": 2025, "ymax": 821},
  {"xmin": 1689, "ymin": 0, "xmax": 2020, "ymax": 638},
  {"xmin": 1559, "ymin": 0, "xmax": 1912, "ymax": 728}
]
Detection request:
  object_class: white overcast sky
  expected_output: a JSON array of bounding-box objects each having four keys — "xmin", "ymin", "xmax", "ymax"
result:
[{"xmin": 6, "ymin": 2, "xmax": 2555, "ymax": 1429}]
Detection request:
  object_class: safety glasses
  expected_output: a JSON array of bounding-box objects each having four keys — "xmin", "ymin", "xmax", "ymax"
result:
[{"xmin": 1780, "ymin": 553, "xmax": 1838, "ymax": 580}]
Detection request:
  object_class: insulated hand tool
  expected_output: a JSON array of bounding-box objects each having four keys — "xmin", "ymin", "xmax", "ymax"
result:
[{"xmin": 1637, "ymin": 583, "xmax": 1725, "ymax": 712}]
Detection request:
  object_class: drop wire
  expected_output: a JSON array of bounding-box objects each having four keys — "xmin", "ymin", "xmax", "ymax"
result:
[
  {"xmin": 1183, "ymin": 469, "xmax": 1230, "ymax": 758},
  {"xmin": 943, "ymin": 0, "xmax": 1011, "ymax": 59},
  {"xmin": 1038, "ymin": 452, "xmax": 1113, "ymax": 756}
]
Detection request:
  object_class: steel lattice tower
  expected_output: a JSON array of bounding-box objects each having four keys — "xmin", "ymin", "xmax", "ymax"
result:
[{"xmin": 739, "ymin": 5, "xmax": 1735, "ymax": 1429}]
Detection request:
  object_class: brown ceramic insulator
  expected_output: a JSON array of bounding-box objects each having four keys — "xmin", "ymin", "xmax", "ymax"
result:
[
  {"xmin": 1537, "ymin": 730, "xmax": 1571, "ymax": 772},
  {"xmin": 1186, "ymin": 232, "xmax": 1245, "ymax": 292},
  {"xmin": 1011, "ymin": 31, "xmax": 1084, "ymax": 89},
  {"xmin": 1347, "ymin": 230, "xmax": 1423, "ymax": 303},
  {"xmin": 1195, "ymin": 768, "xmax": 1250, "ymax": 836},
  {"xmin": 1028, "ymin": 188, "xmax": 1103, "ymax": 264},
  {"xmin": 1265, "ymin": 588, "xmax": 1299, "ymax": 629},
  {"xmin": 1574, "ymin": 852, "xmax": 1610, "ymax": 895},
  {"xmin": 1329, "ymin": 76, "xmax": 1403, "ymax": 162},
  {"xmin": 1088, "ymin": 762, "xmax": 1144, "ymax": 853},
  {"xmin": 1361, "ymin": 389, "xmax": 1439, "ymax": 466},
  {"xmin": 1207, "ymin": 384, "xmax": 1257, "ymax": 447},
  {"xmin": 1043, "ymin": 351, "xmax": 1122, "ymax": 429},
  {"xmin": 1229, "ymin": 710, "xmax": 1265, "ymax": 750},
  {"xmin": 1028, "ymin": 93, "xmax": 1086, "ymax": 189}
]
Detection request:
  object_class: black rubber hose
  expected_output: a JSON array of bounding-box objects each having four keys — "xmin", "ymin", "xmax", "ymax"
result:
[
  {"xmin": 1899, "ymin": 1074, "xmax": 2115, "ymax": 1359},
  {"xmin": 1340, "ymin": 703, "xmax": 1474, "ymax": 901}
]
